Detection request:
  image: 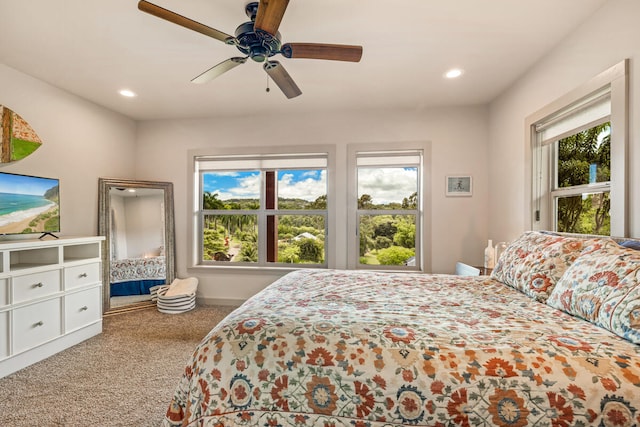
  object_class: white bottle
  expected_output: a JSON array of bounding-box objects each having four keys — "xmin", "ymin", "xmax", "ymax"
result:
[
  {"xmin": 484, "ymin": 239, "xmax": 495, "ymax": 269},
  {"xmin": 494, "ymin": 241, "xmax": 507, "ymax": 264}
]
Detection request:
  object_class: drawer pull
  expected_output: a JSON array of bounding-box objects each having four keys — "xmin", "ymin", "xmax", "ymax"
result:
[
  {"xmin": 34, "ymin": 321, "xmax": 44, "ymax": 327},
  {"xmin": 32, "ymin": 282, "xmax": 44, "ymax": 288},
  {"xmin": 79, "ymin": 273, "xmax": 88, "ymax": 278},
  {"xmin": 80, "ymin": 306, "xmax": 88, "ymax": 311}
]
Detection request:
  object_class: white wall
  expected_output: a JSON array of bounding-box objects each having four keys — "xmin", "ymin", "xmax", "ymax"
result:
[
  {"xmin": 488, "ymin": 0, "xmax": 639, "ymax": 242},
  {"xmin": 123, "ymin": 194, "xmax": 164, "ymax": 258},
  {"xmin": 0, "ymin": 64, "xmax": 137, "ymax": 237},
  {"xmin": 109, "ymin": 194, "xmax": 128, "ymax": 259},
  {"xmin": 0, "ymin": 61, "xmax": 490, "ymax": 305},
  {"xmin": 135, "ymin": 107, "xmax": 490, "ymax": 302},
  {"xmin": 109, "ymin": 193, "xmax": 164, "ymax": 259}
]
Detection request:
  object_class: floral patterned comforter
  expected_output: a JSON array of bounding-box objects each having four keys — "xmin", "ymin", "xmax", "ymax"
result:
[
  {"xmin": 109, "ymin": 255, "xmax": 165, "ymax": 283},
  {"xmin": 164, "ymin": 269, "xmax": 640, "ymax": 426}
]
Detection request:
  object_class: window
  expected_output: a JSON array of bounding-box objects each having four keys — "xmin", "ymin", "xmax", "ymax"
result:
[
  {"xmin": 527, "ymin": 60, "xmax": 628, "ymax": 236},
  {"xmin": 192, "ymin": 150, "xmax": 330, "ymax": 267},
  {"xmin": 347, "ymin": 143, "xmax": 430, "ymax": 271},
  {"xmin": 189, "ymin": 143, "xmax": 428, "ymax": 271},
  {"xmin": 553, "ymin": 122, "xmax": 610, "ymax": 234}
]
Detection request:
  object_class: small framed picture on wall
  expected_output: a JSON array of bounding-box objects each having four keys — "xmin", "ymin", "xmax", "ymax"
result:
[{"xmin": 446, "ymin": 175, "xmax": 472, "ymax": 197}]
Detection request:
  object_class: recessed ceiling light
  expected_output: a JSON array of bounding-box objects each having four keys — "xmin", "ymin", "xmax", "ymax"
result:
[
  {"xmin": 119, "ymin": 89, "xmax": 137, "ymax": 98},
  {"xmin": 444, "ymin": 68, "xmax": 464, "ymax": 79}
]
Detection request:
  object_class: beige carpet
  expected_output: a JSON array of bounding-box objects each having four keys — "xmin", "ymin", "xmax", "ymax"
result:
[{"xmin": 0, "ymin": 305, "xmax": 236, "ymax": 427}]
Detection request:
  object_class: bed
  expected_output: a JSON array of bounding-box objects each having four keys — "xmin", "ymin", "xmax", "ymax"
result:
[
  {"xmin": 163, "ymin": 232, "xmax": 640, "ymax": 426},
  {"xmin": 109, "ymin": 255, "xmax": 166, "ymax": 296}
]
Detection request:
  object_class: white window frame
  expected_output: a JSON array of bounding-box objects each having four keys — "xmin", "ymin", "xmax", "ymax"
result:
[
  {"xmin": 347, "ymin": 141, "xmax": 431, "ymax": 271},
  {"xmin": 525, "ymin": 59, "xmax": 628, "ymax": 236},
  {"xmin": 550, "ymin": 119, "xmax": 611, "ymax": 232},
  {"xmin": 188, "ymin": 145, "xmax": 336, "ymax": 270}
]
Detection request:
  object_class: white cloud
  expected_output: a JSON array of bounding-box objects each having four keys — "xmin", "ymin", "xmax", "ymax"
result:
[
  {"xmin": 278, "ymin": 170, "xmax": 326, "ymax": 201},
  {"xmin": 207, "ymin": 170, "xmax": 327, "ymax": 202},
  {"xmin": 209, "ymin": 168, "xmax": 415, "ymax": 205},
  {"xmin": 358, "ymin": 168, "xmax": 417, "ymax": 204},
  {"xmin": 213, "ymin": 173, "xmax": 260, "ymax": 200}
]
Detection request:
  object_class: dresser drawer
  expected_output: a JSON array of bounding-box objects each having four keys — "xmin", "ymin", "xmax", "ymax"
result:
[
  {"xmin": 0, "ymin": 311, "xmax": 8, "ymax": 359},
  {"xmin": 12, "ymin": 298, "xmax": 62, "ymax": 354},
  {"xmin": 12, "ymin": 270, "xmax": 61, "ymax": 303},
  {"xmin": 0, "ymin": 278, "xmax": 7, "ymax": 307},
  {"xmin": 65, "ymin": 287, "xmax": 101, "ymax": 332},
  {"xmin": 64, "ymin": 262, "xmax": 101, "ymax": 290}
]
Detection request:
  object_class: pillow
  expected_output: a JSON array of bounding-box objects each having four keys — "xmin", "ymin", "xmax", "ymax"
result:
[
  {"xmin": 547, "ymin": 239, "xmax": 640, "ymax": 344},
  {"xmin": 619, "ymin": 240, "xmax": 640, "ymax": 251},
  {"xmin": 490, "ymin": 231, "xmax": 605, "ymax": 302}
]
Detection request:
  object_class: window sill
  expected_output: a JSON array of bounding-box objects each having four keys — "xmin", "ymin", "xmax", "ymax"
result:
[{"xmin": 187, "ymin": 264, "xmax": 325, "ymax": 275}]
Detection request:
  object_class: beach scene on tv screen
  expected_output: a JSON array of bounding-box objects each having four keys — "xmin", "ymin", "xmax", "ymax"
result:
[{"xmin": 0, "ymin": 174, "xmax": 59, "ymax": 235}]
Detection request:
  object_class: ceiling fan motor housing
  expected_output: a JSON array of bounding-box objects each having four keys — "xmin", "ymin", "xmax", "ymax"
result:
[
  {"xmin": 234, "ymin": 22, "xmax": 282, "ymax": 63},
  {"xmin": 235, "ymin": 2, "xmax": 282, "ymax": 63}
]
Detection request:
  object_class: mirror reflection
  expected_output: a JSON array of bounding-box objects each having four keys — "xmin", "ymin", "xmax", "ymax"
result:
[{"xmin": 98, "ymin": 178, "xmax": 175, "ymax": 314}]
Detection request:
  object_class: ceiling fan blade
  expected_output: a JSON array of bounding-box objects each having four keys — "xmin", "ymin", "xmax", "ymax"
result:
[
  {"xmin": 254, "ymin": 0, "xmax": 289, "ymax": 36},
  {"xmin": 138, "ymin": 0, "xmax": 234, "ymax": 44},
  {"xmin": 192, "ymin": 57, "xmax": 247, "ymax": 84},
  {"xmin": 282, "ymin": 43, "xmax": 363, "ymax": 62},
  {"xmin": 263, "ymin": 61, "xmax": 301, "ymax": 99}
]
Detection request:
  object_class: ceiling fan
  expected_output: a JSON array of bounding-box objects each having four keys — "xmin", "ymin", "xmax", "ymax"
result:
[{"xmin": 138, "ymin": 0, "xmax": 363, "ymax": 99}]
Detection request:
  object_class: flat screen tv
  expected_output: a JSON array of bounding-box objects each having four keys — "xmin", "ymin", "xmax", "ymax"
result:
[{"xmin": 0, "ymin": 172, "xmax": 60, "ymax": 236}]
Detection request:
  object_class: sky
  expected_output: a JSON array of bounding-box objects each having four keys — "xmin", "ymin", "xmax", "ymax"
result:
[
  {"xmin": 357, "ymin": 167, "xmax": 417, "ymax": 204},
  {"xmin": 203, "ymin": 167, "xmax": 417, "ymax": 204},
  {"xmin": 0, "ymin": 172, "xmax": 58, "ymax": 196}
]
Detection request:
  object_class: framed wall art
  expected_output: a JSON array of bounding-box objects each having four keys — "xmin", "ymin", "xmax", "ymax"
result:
[
  {"xmin": 1, "ymin": 105, "xmax": 43, "ymax": 163},
  {"xmin": 446, "ymin": 175, "xmax": 472, "ymax": 197}
]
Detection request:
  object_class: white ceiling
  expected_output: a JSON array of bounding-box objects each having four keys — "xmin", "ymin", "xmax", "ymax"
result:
[{"xmin": 0, "ymin": 0, "xmax": 607, "ymax": 121}]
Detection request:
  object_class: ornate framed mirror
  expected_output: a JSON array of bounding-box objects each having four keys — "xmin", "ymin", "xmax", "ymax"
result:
[{"xmin": 98, "ymin": 178, "xmax": 175, "ymax": 314}]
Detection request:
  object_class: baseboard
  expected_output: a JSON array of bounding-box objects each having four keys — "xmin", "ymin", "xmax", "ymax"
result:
[{"xmin": 197, "ymin": 297, "xmax": 245, "ymax": 307}]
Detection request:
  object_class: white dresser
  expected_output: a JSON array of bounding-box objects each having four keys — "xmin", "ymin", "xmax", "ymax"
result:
[{"xmin": 0, "ymin": 236, "xmax": 104, "ymax": 378}]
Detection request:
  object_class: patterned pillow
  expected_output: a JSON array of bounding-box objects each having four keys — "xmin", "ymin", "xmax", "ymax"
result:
[
  {"xmin": 547, "ymin": 239, "xmax": 640, "ymax": 344},
  {"xmin": 490, "ymin": 231, "xmax": 604, "ymax": 302}
]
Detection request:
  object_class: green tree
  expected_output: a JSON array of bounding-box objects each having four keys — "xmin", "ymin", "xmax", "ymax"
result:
[
  {"xmin": 358, "ymin": 214, "xmax": 376, "ymax": 256},
  {"xmin": 294, "ymin": 237, "xmax": 324, "ymax": 263},
  {"xmin": 401, "ymin": 192, "xmax": 417, "ymax": 209},
  {"xmin": 375, "ymin": 235, "xmax": 393, "ymax": 250},
  {"xmin": 202, "ymin": 227, "xmax": 226, "ymax": 260},
  {"xmin": 309, "ymin": 194, "xmax": 327, "ymax": 209},
  {"xmin": 373, "ymin": 218, "xmax": 397, "ymax": 240},
  {"xmin": 557, "ymin": 122, "xmax": 610, "ymax": 234},
  {"xmin": 203, "ymin": 192, "xmax": 225, "ymax": 209},
  {"xmin": 358, "ymin": 194, "xmax": 373, "ymax": 209},
  {"xmin": 238, "ymin": 232, "xmax": 258, "ymax": 262},
  {"xmin": 376, "ymin": 246, "xmax": 414, "ymax": 265},
  {"xmin": 393, "ymin": 217, "xmax": 415, "ymax": 248},
  {"xmin": 279, "ymin": 245, "xmax": 300, "ymax": 263}
]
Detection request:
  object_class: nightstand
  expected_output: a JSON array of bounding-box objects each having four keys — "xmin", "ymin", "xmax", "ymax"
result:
[{"xmin": 475, "ymin": 267, "xmax": 493, "ymax": 276}]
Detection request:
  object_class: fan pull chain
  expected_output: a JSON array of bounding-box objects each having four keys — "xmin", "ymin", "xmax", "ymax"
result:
[{"xmin": 266, "ymin": 75, "xmax": 270, "ymax": 93}]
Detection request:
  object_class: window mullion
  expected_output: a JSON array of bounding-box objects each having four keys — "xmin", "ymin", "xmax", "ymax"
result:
[
  {"xmin": 551, "ymin": 182, "xmax": 611, "ymax": 198},
  {"xmin": 265, "ymin": 171, "xmax": 277, "ymax": 263},
  {"xmin": 357, "ymin": 209, "xmax": 418, "ymax": 216}
]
